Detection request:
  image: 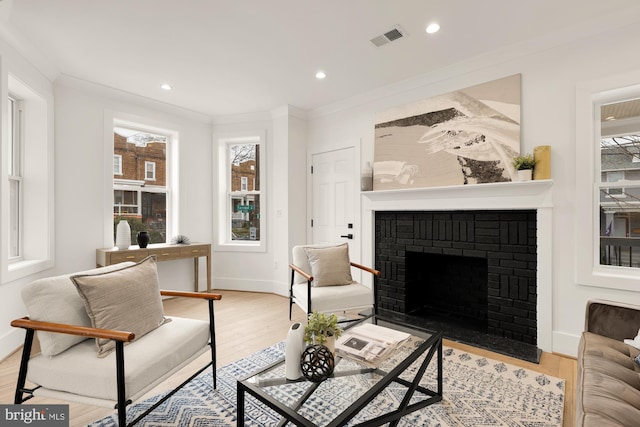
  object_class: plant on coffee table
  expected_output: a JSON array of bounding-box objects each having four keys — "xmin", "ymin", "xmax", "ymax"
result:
[{"xmin": 303, "ymin": 311, "xmax": 343, "ymax": 345}]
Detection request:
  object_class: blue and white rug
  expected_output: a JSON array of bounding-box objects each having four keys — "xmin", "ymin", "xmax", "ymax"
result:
[{"xmin": 90, "ymin": 341, "xmax": 564, "ymax": 426}]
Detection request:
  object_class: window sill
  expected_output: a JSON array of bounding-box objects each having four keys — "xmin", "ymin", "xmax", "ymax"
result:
[
  {"xmin": 213, "ymin": 241, "xmax": 265, "ymax": 253},
  {"xmin": 3, "ymin": 258, "xmax": 53, "ymax": 284}
]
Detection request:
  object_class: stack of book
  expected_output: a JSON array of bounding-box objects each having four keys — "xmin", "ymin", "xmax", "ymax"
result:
[{"xmin": 335, "ymin": 323, "xmax": 410, "ymax": 367}]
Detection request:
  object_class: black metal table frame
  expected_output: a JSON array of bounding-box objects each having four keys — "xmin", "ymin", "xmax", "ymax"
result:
[{"xmin": 237, "ymin": 316, "xmax": 443, "ymax": 427}]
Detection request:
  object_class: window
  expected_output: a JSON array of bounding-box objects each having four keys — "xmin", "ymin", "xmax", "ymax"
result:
[
  {"xmin": 8, "ymin": 96, "xmax": 21, "ymax": 260},
  {"xmin": 2, "ymin": 73, "xmax": 53, "ymax": 283},
  {"xmin": 113, "ymin": 124, "xmax": 172, "ymax": 245},
  {"xmin": 114, "ymin": 155, "xmax": 122, "ymax": 175},
  {"xmin": 599, "ymin": 127, "xmax": 640, "ymax": 267},
  {"xmin": 576, "ymin": 78, "xmax": 640, "ymax": 291},
  {"xmin": 214, "ymin": 131, "xmax": 265, "ymax": 252},
  {"xmin": 145, "ymin": 161, "xmax": 156, "ymax": 181}
]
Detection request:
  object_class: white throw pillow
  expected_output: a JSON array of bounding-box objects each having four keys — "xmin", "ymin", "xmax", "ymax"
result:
[{"xmin": 304, "ymin": 243, "xmax": 353, "ymax": 287}]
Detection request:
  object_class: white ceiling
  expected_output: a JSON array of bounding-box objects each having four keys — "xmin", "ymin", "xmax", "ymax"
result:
[{"xmin": 4, "ymin": 0, "xmax": 640, "ymax": 117}]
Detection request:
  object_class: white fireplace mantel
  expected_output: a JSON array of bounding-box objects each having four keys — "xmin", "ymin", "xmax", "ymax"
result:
[
  {"xmin": 362, "ymin": 179, "xmax": 553, "ymax": 212},
  {"xmin": 360, "ymin": 179, "xmax": 554, "ymax": 352}
]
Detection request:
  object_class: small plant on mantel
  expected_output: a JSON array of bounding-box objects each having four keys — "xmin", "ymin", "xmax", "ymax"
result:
[
  {"xmin": 304, "ymin": 311, "xmax": 343, "ymax": 345},
  {"xmin": 512, "ymin": 154, "xmax": 536, "ymax": 171}
]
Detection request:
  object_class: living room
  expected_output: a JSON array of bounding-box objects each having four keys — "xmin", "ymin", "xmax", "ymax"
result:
[{"xmin": 1, "ymin": 1, "xmax": 640, "ymax": 425}]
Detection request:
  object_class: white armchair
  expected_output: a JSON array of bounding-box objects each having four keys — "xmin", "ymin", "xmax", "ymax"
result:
[
  {"xmin": 11, "ymin": 256, "xmax": 221, "ymax": 426},
  {"xmin": 288, "ymin": 243, "xmax": 380, "ymax": 319}
]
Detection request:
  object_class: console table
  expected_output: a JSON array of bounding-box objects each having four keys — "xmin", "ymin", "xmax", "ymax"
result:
[{"xmin": 96, "ymin": 243, "xmax": 211, "ymax": 292}]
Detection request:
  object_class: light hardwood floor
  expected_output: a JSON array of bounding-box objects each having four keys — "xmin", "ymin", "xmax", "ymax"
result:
[{"xmin": 0, "ymin": 290, "xmax": 577, "ymax": 426}]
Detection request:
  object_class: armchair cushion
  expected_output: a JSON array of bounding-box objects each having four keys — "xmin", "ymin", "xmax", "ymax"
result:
[
  {"xmin": 71, "ymin": 255, "xmax": 170, "ymax": 357},
  {"xmin": 21, "ymin": 261, "xmax": 136, "ymax": 357},
  {"xmin": 26, "ymin": 315, "xmax": 210, "ymax": 403},
  {"xmin": 303, "ymin": 243, "xmax": 353, "ymax": 287}
]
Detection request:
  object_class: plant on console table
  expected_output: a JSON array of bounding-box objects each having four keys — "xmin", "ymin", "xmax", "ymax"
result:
[{"xmin": 512, "ymin": 154, "xmax": 536, "ymax": 181}]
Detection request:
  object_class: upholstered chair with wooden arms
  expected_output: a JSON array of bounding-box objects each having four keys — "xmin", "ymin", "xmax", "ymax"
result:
[
  {"xmin": 289, "ymin": 243, "xmax": 380, "ymax": 319},
  {"xmin": 10, "ymin": 255, "xmax": 221, "ymax": 427}
]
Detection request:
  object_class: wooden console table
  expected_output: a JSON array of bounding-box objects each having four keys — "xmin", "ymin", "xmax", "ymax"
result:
[{"xmin": 96, "ymin": 243, "xmax": 211, "ymax": 292}]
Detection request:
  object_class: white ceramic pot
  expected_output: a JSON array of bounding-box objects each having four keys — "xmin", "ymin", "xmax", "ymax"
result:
[
  {"xmin": 115, "ymin": 219, "xmax": 131, "ymax": 250},
  {"xmin": 517, "ymin": 169, "xmax": 533, "ymax": 181}
]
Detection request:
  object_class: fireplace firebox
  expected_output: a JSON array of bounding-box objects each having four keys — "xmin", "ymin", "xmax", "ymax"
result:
[{"xmin": 374, "ymin": 210, "xmax": 539, "ymax": 361}]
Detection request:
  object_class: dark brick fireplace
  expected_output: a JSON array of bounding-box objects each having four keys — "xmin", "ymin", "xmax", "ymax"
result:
[{"xmin": 374, "ymin": 210, "xmax": 539, "ymax": 360}]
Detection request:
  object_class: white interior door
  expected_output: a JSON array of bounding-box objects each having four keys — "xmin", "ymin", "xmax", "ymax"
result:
[{"xmin": 311, "ymin": 147, "xmax": 358, "ymax": 259}]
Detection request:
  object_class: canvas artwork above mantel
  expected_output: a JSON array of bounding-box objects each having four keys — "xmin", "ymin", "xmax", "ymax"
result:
[{"xmin": 373, "ymin": 74, "xmax": 521, "ymax": 190}]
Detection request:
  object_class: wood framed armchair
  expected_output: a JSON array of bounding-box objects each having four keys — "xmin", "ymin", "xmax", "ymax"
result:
[
  {"xmin": 10, "ymin": 256, "xmax": 221, "ymax": 427},
  {"xmin": 289, "ymin": 243, "xmax": 380, "ymax": 319}
]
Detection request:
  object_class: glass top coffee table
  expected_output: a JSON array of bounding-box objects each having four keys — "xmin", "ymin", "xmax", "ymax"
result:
[{"xmin": 236, "ymin": 315, "xmax": 443, "ymax": 427}]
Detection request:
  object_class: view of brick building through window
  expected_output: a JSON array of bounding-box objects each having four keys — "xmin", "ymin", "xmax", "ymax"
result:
[
  {"xmin": 113, "ymin": 128, "xmax": 168, "ymax": 245},
  {"xmin": 230, "ymin": 143, "xmax": 260, "ymax": 240}
]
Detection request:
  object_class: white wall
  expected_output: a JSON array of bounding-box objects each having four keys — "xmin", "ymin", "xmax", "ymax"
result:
[{"xmin": 306, "ymin": 21, "xmax": 640, "ymax": 357}]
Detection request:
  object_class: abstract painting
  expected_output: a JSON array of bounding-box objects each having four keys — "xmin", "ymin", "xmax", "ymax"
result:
[{"xmin": 373, "ymin": 74, "xmax": 521, "ymax": 190}]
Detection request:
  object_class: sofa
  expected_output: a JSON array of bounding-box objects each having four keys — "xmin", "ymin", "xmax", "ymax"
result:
[{"xmin": 576, "ymin": 299, "xmax": 640, "ymax": 426}]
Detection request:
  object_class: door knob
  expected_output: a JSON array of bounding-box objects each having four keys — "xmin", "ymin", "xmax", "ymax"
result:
[{"xmin": 340, "ymin": 234, "xmax": 353, "ymax": 239}]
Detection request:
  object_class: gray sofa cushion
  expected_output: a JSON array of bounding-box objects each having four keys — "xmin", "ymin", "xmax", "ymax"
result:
[{"xmin": 577, "ymin": 331, "xmax": 640, "ymax": 426}]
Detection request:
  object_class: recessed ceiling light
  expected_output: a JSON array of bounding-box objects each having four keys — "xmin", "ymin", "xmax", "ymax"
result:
[
  {"xmin": 315, "ymin": 71, "xmax": 326, "ymax": 80},
  {"xmin": 426, "ymin": 23, "xmax": 440, "ymax": 34},
  {"xmin": 604, "ymin": 115, "xmax": 616, "ymax": 121},
  {"xmin": 160, "ymin": 83, "xmax": 172, "ymax": 90}
]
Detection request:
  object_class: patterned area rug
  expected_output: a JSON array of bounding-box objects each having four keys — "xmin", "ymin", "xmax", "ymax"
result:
[{"xmin": 90, "ymin": 341, "xmax": 564, "ymax": 426}]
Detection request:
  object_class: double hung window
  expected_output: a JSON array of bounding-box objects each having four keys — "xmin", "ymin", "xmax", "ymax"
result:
[
  {"xmin": 3, "ymin": 73, "xmax": 53, "ymax": 283},
  {"xmin": 8, "ymin": 96, "xmax": 22, "ymax": 260},
  {"xmin": 113, "ymin": 123, "xmax": 172, "ymax": 245},
  {"xmin": 598, "ymin": 98, "xmax": 640, "ymax": 269},
  {"xmin": 214, "ymin": 131, "xmax": 265, "ymax": 252}
]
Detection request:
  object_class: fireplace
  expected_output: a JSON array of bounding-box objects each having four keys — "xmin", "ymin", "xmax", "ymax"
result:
[
  {"xmin": 374, "ymin": 210, "xmax": 539, "ymax": 361},
  {"xmin": 361, "ymin": 180, "xmax": 553, "ymax": 362},
  {"xmin": 406, "ymin": 251, "xmax": 488, "ymax": 331}
]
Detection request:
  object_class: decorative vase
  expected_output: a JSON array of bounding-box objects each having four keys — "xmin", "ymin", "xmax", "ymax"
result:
[
  {"xmin": 517, "ymin": 169, "xmax": 533, "ymax": 181},
  {"xmin": 285, "ymin": 322, "xmax": 305, "ymax": 380},
  {"xmin": 533, "ymin": 145, "xmax": 551, "ymax": 180},
  {"xmin": 361, "ymin": 161, "xmax": 373, "ymax": 191},
  {"xmin": 300, "ymin": 344, "xmax": 334, "ymax": 382},
  {"xmin": 137, "ymin": 231, "xmax": 150, "ymax": 248},
  {"xmin": 115, "ymin": 220, "xmax": 131, "ymax": 250}
]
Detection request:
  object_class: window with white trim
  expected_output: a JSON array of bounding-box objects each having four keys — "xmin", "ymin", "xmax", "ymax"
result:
[
  {"xmin": 113, "ymin": 124, "xmax": 172, "ymax": 245},
  {"xmin": 2, "ymin": 73, "xmax": 53, "ymax": 283},
  {"xmin": 114, "ymin": 155, "xmax": 122, "ymax": 175},
  {"xmin": 214, "ymin": 131, "xmax": 265, "ymax": 252},
  {"xmin": 598, "ymin": 100, "xmax": 640, "ymax": 268},
  {"xmin": 8, "ymin": 96, "xmax": 22, "ymax": 260},
  {"xmin": 145, "ymin": 161, "xmax": 156, "ymax": 181}
]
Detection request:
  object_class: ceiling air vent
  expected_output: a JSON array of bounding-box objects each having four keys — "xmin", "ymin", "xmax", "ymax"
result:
[{"xmin": 370, "ymin": 25, "xmax": 407, "ymax": 47}]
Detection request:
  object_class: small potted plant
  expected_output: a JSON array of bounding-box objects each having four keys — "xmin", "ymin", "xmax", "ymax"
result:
[
  {"xmin": 512, "ymin": 154, "xmax": 536, "ymax": 181},
  {"xmin": 304, "ymin": 311, "xmax": 343, "ymax": 351}
]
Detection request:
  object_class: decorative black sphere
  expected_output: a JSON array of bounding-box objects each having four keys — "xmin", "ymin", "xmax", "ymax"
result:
[{"xmin": 300, "ymin": 344, "xmax": 334, "ymax": 382}]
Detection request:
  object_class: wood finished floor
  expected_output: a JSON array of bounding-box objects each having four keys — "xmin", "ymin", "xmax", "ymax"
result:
[{"xmin": 0, "ymin": 290, "xmax": 577, "ymax": 426}]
